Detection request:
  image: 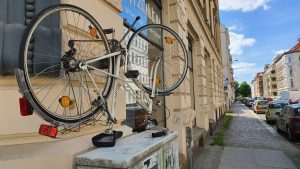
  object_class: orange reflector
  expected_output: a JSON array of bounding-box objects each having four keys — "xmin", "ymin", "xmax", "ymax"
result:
[
  {"xmin": 165, "ymin": 37, "xmax": 173, "ymax": 44},
  {"xmin": 39, "ymin": 124, "xmax": 58, "ymax": 138},
  {"xmin": 155, "ymin": 76, "xmax": 161, "ymax": 85},
  {"xmin": 59, "ymin": 96, "xmax": 71, "ymax": 108},
  {"xmin": 89, "ymin": 26, "xmax": 99, "ymax": 39},
  {"xmin": 19, "ymin": 97, "xmax": 33, "ymax": 116}
]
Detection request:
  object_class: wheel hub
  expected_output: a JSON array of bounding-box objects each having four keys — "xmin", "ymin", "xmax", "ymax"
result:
[{"xmin": 61, "ymin": 40, "xmax": 83, "ymax": 73}]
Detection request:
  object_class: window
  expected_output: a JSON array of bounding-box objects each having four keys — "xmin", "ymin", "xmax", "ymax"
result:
[
  {"xmin": 272, "ymin": 85, "xmax": 277, "ymax": 89},
  {"xmin": 270, "ymin": 102, "xmax": 287, "ymax": 109},
  {"xmin": 288, "ymin": 56, "xmax": 292, "ymax": 63},
  {"xmin": 296, "ymin": 108, "xmax": 300, "ymax": 116},
  {"xmin": 289, "ymin": 66, "xmax": 293, "ymax": 76},
  {"xmin": 258, "ymin": 101, "xmax": 268, "ymax": 105},
  {"xmin": 271, "ymin": 77, "xmax": 276, "ymax": 81},
  {"xmin": 188, "ymin": 37, "xmax": 195, "ymax": 110},
  {"xmin": 291, "ymin": 79, "xmax": 294, "ymax": 88},
  {"xmin": 271, "ymin": 70, "xmax": 275, "ymax": 74},
  {"xmin": 273, "ymin": 92, "xmax": 277, "ymax": 96},
  {"xmin": 122, "ymin": 0, "xmax": 164, "ymax": 126},
  {"xmin": 134, "ymin": 54, "xmax": 138, "ymax": 64}
]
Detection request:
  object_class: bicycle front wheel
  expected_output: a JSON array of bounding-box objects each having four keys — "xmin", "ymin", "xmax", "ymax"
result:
[
  {"xmin": 19, "ymin": 4, "xmax": 113, "ymax": 124},
  {"xmin": 126, "ymin": 24, "xmax": 188, "ymax": 95}
]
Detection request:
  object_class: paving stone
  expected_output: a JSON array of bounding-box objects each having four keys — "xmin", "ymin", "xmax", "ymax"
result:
[
  {"xmin": 225, "ymin": 104, "xmax": 282, "ymax": 150},
  {"xmin": 219, "ymin": 158, "xmax": 257, "ymax": 169},
  {"xmin": 257, "ymin": 166, "xmax": 286, "ymax": 169},
  {"xmin": 253, "ymin": 149, "xmax": 292, "ymax": 164},
  {"xmin": 222, "ymin": 147, "xmax": 255, "ymax": 162}
]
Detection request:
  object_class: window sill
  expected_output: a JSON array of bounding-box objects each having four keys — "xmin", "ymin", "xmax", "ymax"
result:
[{"xmin": 0, "ymin": 123, "xmax": 125, "ymax": 147}]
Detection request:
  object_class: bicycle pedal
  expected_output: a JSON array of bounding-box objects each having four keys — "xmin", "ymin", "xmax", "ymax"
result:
[
  {"xmin": 125, "ymin": 70, "xmax": 139, "ymax": 78},
  {"xmin": 92, "ymin": 133, "xmax": 116, "ymax": 147}
]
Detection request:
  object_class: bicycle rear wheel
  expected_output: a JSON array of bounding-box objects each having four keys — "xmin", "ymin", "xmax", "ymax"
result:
[
  {"xmin": 126, "ymin": 24, "xmax": 188, "ymax": 95},
  {"xmin": 19, "ymin": 4, "xmax": 113, "ymax": 124}
]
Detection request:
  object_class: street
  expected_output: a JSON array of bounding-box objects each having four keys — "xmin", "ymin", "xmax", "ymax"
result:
[
  {"xmin": 247, "ymin": 105, "xmax": 300, "ymax": 151},
  {"xmin": 194, "ymin": 103, "xmax": 300, "ymax": 169},
  {"xmin": 223, "ymin": 103, "xmax": 300, "ymax": 169}
]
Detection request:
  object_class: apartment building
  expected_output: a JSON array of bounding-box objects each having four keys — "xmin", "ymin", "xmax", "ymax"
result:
[
  {"xmin": 262, "ymin": 63, "xmax": 277, "ymax": 99},
  {"xmin": 252, "ymin": 72, "xmax": 264, "ymax": 97},
  {"xmin": 274, "ymin": 40, "xmax": 300, "ymax": 102},
  {"xmin": 0, "ymin": 0, "xmax": 225, "ymax": 168},
  {"xmin": 251, "ymin": 80, "xmax": 256, "ymax": 98},
  {"xmin": 220, "ymin": 24, "xmax": 235, "ymax": 110}
]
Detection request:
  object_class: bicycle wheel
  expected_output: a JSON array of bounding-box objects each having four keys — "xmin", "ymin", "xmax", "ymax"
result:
[
  {"xmin": 126, "ymin": 24, "xmax": 188, "ymax": 95},
  {"xmin": 19, "ymin": 4, "xmax": 113, "ymax": 124}
]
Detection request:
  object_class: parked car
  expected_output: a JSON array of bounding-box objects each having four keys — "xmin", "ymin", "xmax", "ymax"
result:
[
  {"xmin": 289, "ymin": 99, "xmax": 299, "ymax": 104},
  {"xmin": 253, "ymin": 100, "xmax": 268, "ymax": 113},
  {"xmin": 276, "ymin": 104, "xmax": 300, "ymax": 141},
  {"xmin": 266, "ymin": 101, "xmax": 289, "ymax": 124},
  {"xmin": 265, "ymin": 98, "xmax": 273, "ymax": 102},
  {"xmin": 245, "ymin": 99, "xmax": 255, "ymax": 107}
]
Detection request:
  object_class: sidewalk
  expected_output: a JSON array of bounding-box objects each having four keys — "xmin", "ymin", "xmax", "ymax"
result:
[{"xmin": 219, "ymin": 147, "xmax": 296, "ymax": 169}]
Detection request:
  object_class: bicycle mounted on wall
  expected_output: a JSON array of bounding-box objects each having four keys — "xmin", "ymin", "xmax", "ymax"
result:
[{"xmin": 15, "ymin": 4, "xmax": 188, "ymax": 147}]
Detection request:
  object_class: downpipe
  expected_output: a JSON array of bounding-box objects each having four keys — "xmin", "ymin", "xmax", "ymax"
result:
[{"xmin": 186, "ymin": 127, "xmax": 193, "ymax": 169}]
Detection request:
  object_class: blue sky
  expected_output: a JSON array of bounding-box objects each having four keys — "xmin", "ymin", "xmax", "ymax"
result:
[{"xmin": 219, "ymin": 0, "xmax": 300, "ymax": 84}]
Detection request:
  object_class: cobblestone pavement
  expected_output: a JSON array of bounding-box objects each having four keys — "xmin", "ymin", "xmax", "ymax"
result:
[
  {"xmin": 225, "ymin": 103, "xmax": 300, "ymax": 168},
  {"xmin": 254, "ymin": 111, "xmax": 300, "ymax": 151},
  {"xmin": 192, "ymin": 103, "xmax": 300, "ymax": 169},
  {"xmin": 225, "ymin": 103, "xmax": 281, "ymax": 149}
]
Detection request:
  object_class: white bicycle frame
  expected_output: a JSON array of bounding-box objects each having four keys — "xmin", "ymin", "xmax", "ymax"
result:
[{"xmin": 80, "ymin": 50, "xmax": 161, "ymax": 123}]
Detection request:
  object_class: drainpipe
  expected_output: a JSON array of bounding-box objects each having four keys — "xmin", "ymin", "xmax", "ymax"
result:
[{"xmin": 186, "ymin": 127, "xmax": 193, "ymax": 169}]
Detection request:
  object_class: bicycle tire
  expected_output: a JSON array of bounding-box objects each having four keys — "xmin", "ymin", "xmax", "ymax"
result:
[
  {"xmin": 19, "ymin": 4, "xmax": 114, "ymax": 124},
  {"xmin": 126, "ymin": 24, "xmax": 188, "ymax": 95}
]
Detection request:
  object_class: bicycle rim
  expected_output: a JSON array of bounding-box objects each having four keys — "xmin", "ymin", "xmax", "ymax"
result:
[
  {"xmin": 20, "ymin": 4, "xmax": 113, "ymax": 124},
  {"xmin": 126, "ymin": 24, "xmax": 188, "ymax": 94}
]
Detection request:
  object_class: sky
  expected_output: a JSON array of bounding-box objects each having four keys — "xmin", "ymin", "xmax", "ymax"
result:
[{"xmin": 219, "ymin": 0, "xmax": 300, "ymax": 84}]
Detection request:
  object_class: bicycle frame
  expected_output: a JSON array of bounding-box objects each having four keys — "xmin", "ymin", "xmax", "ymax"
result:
[{"xmin": 81, "ymin": 49, "xmax": 161, "ymax": 123}]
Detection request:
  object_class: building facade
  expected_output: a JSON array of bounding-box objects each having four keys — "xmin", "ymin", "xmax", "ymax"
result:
[
  {"xmin": 274, "ymin": 40, "xmax": 300, "ymax": 102},
  {"xmin": 0, "ymin": 0, "xmax": 225, "ymax": 168},
  {"xmin": 252, "ymin": 72, "xmax": 264, "ymax": 98},
  {"xmin": 251, "ymin": 80, "xmax": 256, "ymax": 98},
  {"xmin": 262, "ymin": 63, "xmax": 277, "ymax": 99},
  {"xmin": 220, "ymin": 24, "xmax": 235, "ymax": 110}
]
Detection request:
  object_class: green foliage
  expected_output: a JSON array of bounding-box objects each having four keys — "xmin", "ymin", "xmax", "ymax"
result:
[
  {"xmin": 239, "ymin": 81, "xmax": 251, "ymax": 98},
  {"xmin": 211, "ymin": 113, "xmax": 233, "ymax": 147},
  {"xmin": 234, "ymin": 81, "xmax": 239, "ymax": 97}
]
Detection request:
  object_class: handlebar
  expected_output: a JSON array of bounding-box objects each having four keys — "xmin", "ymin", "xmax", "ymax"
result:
[{"xmin": 119, "ymin": 16, "xmax": 141, "ymax": 43}]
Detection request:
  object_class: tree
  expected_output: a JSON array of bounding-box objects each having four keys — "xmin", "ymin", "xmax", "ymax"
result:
[
  {"xmin": 239, "ymin": 81, "xmax": 251, "ymax": 98},
  {"xmin": 234, "ymin": 81, "xmax": 239, "ymax": 97}
]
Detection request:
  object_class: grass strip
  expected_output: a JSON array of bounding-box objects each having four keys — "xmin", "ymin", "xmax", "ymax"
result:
[{"xmin": 211, "ymin": 112, "xmax": 233, "ymax": 146}]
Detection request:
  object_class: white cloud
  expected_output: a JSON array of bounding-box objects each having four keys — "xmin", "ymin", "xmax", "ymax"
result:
[
  {"xmin": 275, "ymin": 49, "xmax": 288, "ymax": 55},
  {"xmin": 229, "ymin": 32, "xmax": 256, "ymax": 55},
  {"xmin": 219, "ymin": 0, "xmax": 270, "ymax": 12},
  {"xmin": 228, "ymin": 25, "xmax": 237, "ymax": 31},
  {"xmin": 232, "ymin": 62, "xmax": 262, "ymax": 79}
]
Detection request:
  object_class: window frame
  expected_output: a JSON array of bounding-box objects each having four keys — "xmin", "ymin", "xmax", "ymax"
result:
[{"xmin": 187, "ymin": 36, "xmax": 196, "ymax": 110}]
